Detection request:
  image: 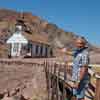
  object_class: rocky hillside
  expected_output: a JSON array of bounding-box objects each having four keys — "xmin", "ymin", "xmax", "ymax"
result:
[{"xmin": 0, "ymin": 9, "xmax": 99, "ymax": 58}]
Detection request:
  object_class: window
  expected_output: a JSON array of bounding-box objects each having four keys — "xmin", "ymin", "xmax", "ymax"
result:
[
  {"xmin": 36, "ymin": 45, "xmax": 39, "ymax": 56},
  {"xmin": 13, "ymin": 43, "xmax": 19, "ymax": 52},
  {"xmin": 40, "ymin": 46, "xmax": 43, "ymax": 56}
]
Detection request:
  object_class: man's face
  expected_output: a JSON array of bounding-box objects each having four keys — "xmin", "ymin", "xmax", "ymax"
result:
[{"xmin": 75, "ymin": 39, "xmax": 85, "ymax": 48}]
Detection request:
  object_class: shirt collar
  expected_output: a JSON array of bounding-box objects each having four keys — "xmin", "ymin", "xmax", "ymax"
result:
[{"xmin": 74, "ymin": 47, "xmax": 87, "ymax": 57}]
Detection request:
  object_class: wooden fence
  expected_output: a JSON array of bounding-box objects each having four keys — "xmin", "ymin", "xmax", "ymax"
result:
[
  {"xmin": 43, "ymin": 60, "xmax": 100, "ymax": 100},
  {"xmin": 0, "ymin": 58, "xmax": 99, "ymax": 100}
]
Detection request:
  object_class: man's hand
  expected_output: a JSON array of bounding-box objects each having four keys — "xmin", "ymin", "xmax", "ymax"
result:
[
  {"xmin": 72, "ymin": 82, "xmax": 80, "ymax": 89},
  {"xmin": 60, "ymin": 48, "xmax": 73, "ymax": 56},
  {"xmin": 65, "ymin": 81, "xmax": 80, "ymax": 89},
  {"xmin": 60, "ymin": 48, "xmax": 67, "ymax": 53}
]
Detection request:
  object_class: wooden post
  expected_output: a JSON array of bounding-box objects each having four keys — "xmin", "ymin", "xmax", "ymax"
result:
[{"xmin": 95, "ymin": 74, "xmax": 100, "ymax": 100}]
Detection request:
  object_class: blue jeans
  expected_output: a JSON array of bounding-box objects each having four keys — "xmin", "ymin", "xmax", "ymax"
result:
[{"xmin": 73, "ymin": 79, "xmax": 89, "ymax": 99}]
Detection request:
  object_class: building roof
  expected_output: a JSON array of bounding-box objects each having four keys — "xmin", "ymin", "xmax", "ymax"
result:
[
  {"xmin": 23, "ymin": 32, "xmax": 50, "ymax": 45},
  {"xmin": 6, "ymin": 29, "xmax": 50, "ymax": 45},
  {"xmin": 7, "ymin": 32, "xmax": 28, "ymax": 44}
]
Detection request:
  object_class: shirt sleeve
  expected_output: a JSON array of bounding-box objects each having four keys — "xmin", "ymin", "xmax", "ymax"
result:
[{"xmin": 79, "ymin": 52, "xmax": 89, "ymax": 67}]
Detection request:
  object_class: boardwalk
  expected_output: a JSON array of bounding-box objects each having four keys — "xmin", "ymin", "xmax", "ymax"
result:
[
  {"xmin": 43, "ymin": 60, "xmax": 100, "ymax": 100},
  {"xmin": 0, "ymin": 58, "xmax": 100, "ymax": 100}
]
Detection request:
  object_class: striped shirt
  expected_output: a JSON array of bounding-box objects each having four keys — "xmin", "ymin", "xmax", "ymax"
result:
[{"xmin": 72, "ymin": 47, "xmax": 89, "ymax": 82}]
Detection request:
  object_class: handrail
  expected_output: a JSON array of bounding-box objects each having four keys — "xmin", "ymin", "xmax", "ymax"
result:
[
  {"xmin": 0, "ymin": 58, "xmax": 99, "ymax": 100},
  {"xmin": 44, "ymin": 60, "xmax": 100, "ymax": 100}
]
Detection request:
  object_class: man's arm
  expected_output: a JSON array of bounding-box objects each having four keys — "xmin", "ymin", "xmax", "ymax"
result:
[
  {"xmin": 60, "ymin": 48, "xmax": 73, "ymax": 56},
  {"xmin": 79, "ymin": 65, "xmax": 88, "ymax": 81},
  {"xmin": 73, "ymin": 65, "xmax": 88, "ymax": 89}
]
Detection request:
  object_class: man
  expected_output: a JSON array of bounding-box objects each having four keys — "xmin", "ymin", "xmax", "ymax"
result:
[{"xmin": 61, "ymin": 37, "xmax": 90, "ymax": 100}]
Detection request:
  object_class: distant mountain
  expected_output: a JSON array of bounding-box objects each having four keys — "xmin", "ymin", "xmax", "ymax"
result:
[{"xmin": 0, "ymin": 9, "xmax": 100, "ymax": 59}]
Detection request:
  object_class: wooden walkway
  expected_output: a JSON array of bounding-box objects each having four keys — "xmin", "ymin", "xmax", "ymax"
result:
[
  {"xmin": 43, "ymin": 60, "xmax": 100, "ymax": 100},
  {"xmin": 0, "ymin": 58, "xmax": 99, "ymax": 100}
]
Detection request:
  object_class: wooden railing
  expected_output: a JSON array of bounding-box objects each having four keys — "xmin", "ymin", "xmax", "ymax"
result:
[
  {"xmin": 95, "ymin": 74, "xmax": 100, "ymax": 100},
  {"xmin": 0, "ymin": 58, "xmax": 99, "ymax": 100},
  {"xmin": 43, "ymin": 60, "xmax": 100, "ymax": 100}
]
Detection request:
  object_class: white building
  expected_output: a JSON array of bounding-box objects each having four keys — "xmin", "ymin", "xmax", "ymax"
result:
[
  {"xmin": 6, "ymin": 24, "xmax": 28, "ymax": 57},
  {"xmin": 6, "ymin": 22, "xmax": 53, "ymax": 58}
]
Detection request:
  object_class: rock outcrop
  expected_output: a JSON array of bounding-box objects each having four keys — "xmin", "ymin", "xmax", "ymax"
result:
[{"xmin": 0, "ymin": 9, "xmax": 99, "ymax": 63}]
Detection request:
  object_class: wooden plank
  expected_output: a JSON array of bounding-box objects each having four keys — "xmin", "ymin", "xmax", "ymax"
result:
[
  {"xmin": 44, "ymin": 61, "xmax": 100, "ymax": 100},
  {"xmin": 95, "ymin": 74, "xmax": 100, "ymax": 100}
]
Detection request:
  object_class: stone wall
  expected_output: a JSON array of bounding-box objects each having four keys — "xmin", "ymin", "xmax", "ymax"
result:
[{"xmin": 0, "ymin": 59, "xmax": 48, "ymax": 100}]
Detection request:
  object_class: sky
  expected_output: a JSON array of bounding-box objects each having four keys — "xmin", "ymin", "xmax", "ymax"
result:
[{"xmin": 0, "ymin": 0, "xmax": 100, "ymax": 46}]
